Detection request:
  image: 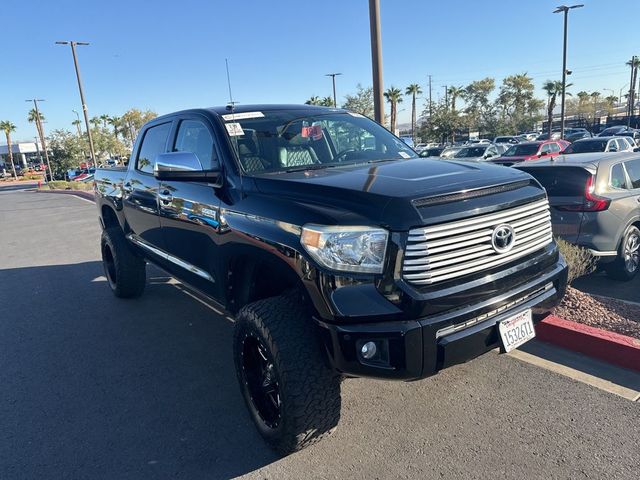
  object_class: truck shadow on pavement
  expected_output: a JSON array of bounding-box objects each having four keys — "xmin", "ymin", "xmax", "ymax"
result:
[{"xmin": 0, "ymin": 261, "xmax": 278, "ymax": 479}]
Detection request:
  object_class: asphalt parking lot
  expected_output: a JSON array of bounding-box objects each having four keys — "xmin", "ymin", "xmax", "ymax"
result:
[{"xmin": 1, "ymin": 185, "xmax": 639, "ymax": 480}]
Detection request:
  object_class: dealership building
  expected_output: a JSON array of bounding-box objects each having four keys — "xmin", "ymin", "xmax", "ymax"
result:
[{"xmin": 0, "ymin": 141, "xmax": 43, "ymax": 168}]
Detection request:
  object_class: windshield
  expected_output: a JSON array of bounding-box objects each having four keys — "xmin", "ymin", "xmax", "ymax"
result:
[
  {"xmin": 563, "ymin": 140, "xmax": 607, "ymax": 154},
  {"xmin": 454, "ymin": 146, "xmax": 486, "ymax": 158},
  {"xmin": 222, "ymin": 110, "xmax": 417, "ymax": 174},
  {"xmin": 503, "ymin": 144, "xmax": 539, "ymax": 156}
]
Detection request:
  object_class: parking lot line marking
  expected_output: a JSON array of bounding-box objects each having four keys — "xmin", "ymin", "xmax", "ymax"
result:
[{"xmin": 507, "ymin": 342, "xmax": 640, "ymax": 401}]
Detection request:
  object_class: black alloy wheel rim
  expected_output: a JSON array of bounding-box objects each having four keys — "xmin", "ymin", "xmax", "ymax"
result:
[
  {"xmin": 241, "ymin": 334, "xmax": 281, "ymax": 429},
  {"xmin": 103, "ymin": 244, "xmax": 117, "ymax": 287}
]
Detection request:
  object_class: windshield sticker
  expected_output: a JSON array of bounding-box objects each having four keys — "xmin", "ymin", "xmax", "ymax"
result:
[
  {"xmin": 398, "ymin": 151, "xmax": 411, "ymax": 159},
  {"xmin": 225, "ymin": 122, "xmax": 245, "ymax": 136},
  {"xmin": 221, "ymin": 111, "xmax": 264, "ymax": 121},
  {"xmin": 347, "ymin": 112, "xmax": 365, "ymax": 118},
  {"xmin": 301, "ymin": 125, "xmax": 323, "ymax": 140}
]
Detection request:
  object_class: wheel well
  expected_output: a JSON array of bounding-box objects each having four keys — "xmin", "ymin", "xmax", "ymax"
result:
[
  {"xmin": 101, "ymin": 205, "xmax": 120, "ymax": 230},
  {"xmin": 227, "ymin": 254, "xmax": 308, "ymax": 314}
]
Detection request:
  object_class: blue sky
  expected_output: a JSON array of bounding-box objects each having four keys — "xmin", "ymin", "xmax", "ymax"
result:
[{"xmin": 3, "ymin": 0, "xmax": 639, "ymax": 141}]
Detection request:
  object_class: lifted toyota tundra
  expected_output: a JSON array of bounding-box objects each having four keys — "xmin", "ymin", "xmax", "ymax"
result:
[{"xmin": 94, "ymin": 104, "xmax": 568, "ymax": 455}]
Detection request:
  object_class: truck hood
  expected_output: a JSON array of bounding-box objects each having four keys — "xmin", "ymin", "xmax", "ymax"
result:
[{"xmin": 251, "ymin": 158, "xmax": 541, "ymax": 230}]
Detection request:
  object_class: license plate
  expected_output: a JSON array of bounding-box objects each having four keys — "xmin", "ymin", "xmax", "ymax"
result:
[{"xmin": 498, "ymin": 309, "xmax": 535, "ymax": 353}]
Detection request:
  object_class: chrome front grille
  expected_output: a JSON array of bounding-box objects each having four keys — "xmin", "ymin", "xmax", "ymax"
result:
[{"xmin": 403, "ymin": 198, "xmax": 552, "ymax": 285}]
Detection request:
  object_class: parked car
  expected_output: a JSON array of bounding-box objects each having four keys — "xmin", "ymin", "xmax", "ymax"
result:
[
  {"xmin": 414, "ymin": 142, "xmax": 439, "ymax": 152},
  {"xmin": 94, "ymin": 104, "xmax": 567, "ymax": 455},
  {"xmin": 491, "ymin": 140, "xmax": 567, "ymax": 166},
  {"xmin": 452, "ymin": 144, "xmax": 502, "ymax": 161},
  {"xmin": 536, "ymin": 131, "xmax": 562, "ymax": 141},
  {"xmin": 597, "ymin": 126, "xmax": 640, "ymax": 142},
  {"xmin": 518, "ymin": 152, "xmax": 640, "ymax": 280},
  {"xmin": 0, "ymin": 167, "xmax": 7, "ymax": 179},
  {"xmin": 562, "ymin": 137, "xmax": 634, "ymax": 154},
  {"xmin": 439, "ymin": 146, "xmax": 464, "ymax": 158},
  {"xmin": 466, "ymin": 138, "xmax": 491, "ymax": 145},
  {"xmin": 564, "ymin": 129, "xmax": 593, "ymax": 142},
  {"xmin": 419, "ymin": 146, "xmax": 445, "ymax": 157},
  {"xmin": 518, "ymin": 132, "xmax": 540, "ymax": 142},
  {"xmin": 400, "ymin": 136, "xmax": 415, "ymax": 148},
  {"xmin": 493, "ymin": 136, "xmax": 520, "ymax": 145}
]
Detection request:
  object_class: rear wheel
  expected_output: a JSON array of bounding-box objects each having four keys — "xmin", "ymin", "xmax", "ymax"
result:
[
  {"xmin": 233, "ymin": 293, "xmax": 341, "ymax": 455},
  {"xmin": 606, "ymin": 225, "xmax": 640, "ymax": 281},
  {"xmin": 100, "ymin": 227, "xmax": 146, "ymax": 298}
]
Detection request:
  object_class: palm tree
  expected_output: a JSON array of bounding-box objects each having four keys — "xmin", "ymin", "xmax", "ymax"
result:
[
  {"xmin": 71, "ymin": 119, "xmax": 82, "ymax": 138},
  {"xmin": 542, "ymin": 80, "xmax": 571, "ymax": 137},
  {"xmin": 108, "ymin": 116, "xmax": 121, "ymax": 141},
  {"xmin": 384, "ymin": 87, "xmax": 403, "ymax": 134},
  {"xmin": 27, "ymin": 108, "xmax": 44, "ymax": 124},
  {"xmin": 89, "ymin": 116, "xmax": 101, "ymax": 129},
  {"xmin": 447, "ymin": 86, "xmax": 465, "ymax": 113},
  {"xmin": 605, "ymin": 95, "xmax": 618, "ymax": 115},
  {"xmin": 591, "ymin": 91, "xmax": 602, "ymax": 128},
  {"xmin": 405, "ymin": 84, "xmax": 422, "ymax": 142},
  {"xmin": 0, "ymin": 121, "xmax": 18, "ymax": 179},
  {"xmin": 305, "ymin": 96, "xmax": 321, "ymax": 106},
  {"xmin": 626, "ymin": 57, "xmax": 640, "ymax": 117},
  {"xmin": 99, "ymin": 114, "xmax": 111, "ymax": 129},
  {"xmin": 320, "ymin": 96, "xmax": 334, "ymax": 107}
]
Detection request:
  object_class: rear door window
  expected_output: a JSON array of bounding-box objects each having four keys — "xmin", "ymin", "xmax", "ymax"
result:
[
  {"xmin": 624, "ymin": 159, "xmax": 640, "ymax": 189},
  {"xmin": 610, "ymin": 163, "xmax": 628, "ymax": 189},
  {"xmin": 519, "ymin": 167, "xmax": 590, "ymax": 197}
]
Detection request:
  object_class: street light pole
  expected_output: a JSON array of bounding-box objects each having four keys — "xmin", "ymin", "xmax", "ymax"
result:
[
  {"xmin": 554, "ymin": 4, "xmax": 583, "ymax": 140},
  {"xmin": 56, "ymin": 41, "xmax": 96, "ymax": 166},
  {"xmin": 368, "ymin": 0, "xmax": 384, "ymax": 124},
  {"xmin": 25, "ymin": 99, "xmax": 53, "ymax": 181},
  {"xmin": 325, "ymin": 73, "xmax": 342, "ymax": 108}
]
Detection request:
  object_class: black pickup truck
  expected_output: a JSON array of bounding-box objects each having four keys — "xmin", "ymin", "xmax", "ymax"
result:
[{"xmin": 95, "ymin": 104, "xmax": 568, "ymax": 454}]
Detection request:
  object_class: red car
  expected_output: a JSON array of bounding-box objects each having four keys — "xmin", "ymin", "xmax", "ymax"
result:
[{"xmin": 492, "ymin": 140, "xmax": 569, "ymax": 166}]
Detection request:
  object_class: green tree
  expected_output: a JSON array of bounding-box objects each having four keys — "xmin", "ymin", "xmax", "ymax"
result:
[
  {"xmin": 120, "ymin": 109, "xmax": 157, "ymax": 146},
  {"xmin": 342, "ymin": 84, "xmax": 374, "ymax": 117},
  {"xmin": 0, "ymin": 121, "xmax": 18, "ymax": 179},
  {"xmin": 108, "ymin": 116, "xmax": 121, "ymax": 141},
  {"xmin": 405, "ymin": 83, "xmax": 422, "ymax": 142},
  {"xmin": 100, "ymin": 114, "xmax": 111, "ymax": 129},
  {"xmin": 464, "ymin": 78, "xmax": 495, "ymax": 133},
  {"xmin": 604, "ymin": 95, "xmax": 618, "ymax": 115},
  {"xmin": 384, "ymin": 86, "xmax": 403, "ymax": 133},
  {"xmin": 496, "ymin": 73, "xmax": 540, "ymax": 133},
  {"xmin": 48, "ymin": 129, "xmax": 85, "ymax": 177},
  {"xmin": 419, "ymin": 99, "xmax": 462, "ymax": 143},
  {"xmin": 319, "ymin": 96, "xmax": 334, "ymax": 107},
  {"xmin": 305, "ymin": 96, "xmax": 321, "ymax": 106}
]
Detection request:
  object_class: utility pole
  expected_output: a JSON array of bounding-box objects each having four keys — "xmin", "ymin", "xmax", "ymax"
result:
[
  {"xmin": 629, "ymin": 56, "xmax": 638, "ymax": 127},
  {"xmin": 554, "ymin": 4, "xmax": 583, "ymax": 140},
  {"xmin": 325, "ymin": 73, "xmax": 342, "ymax": 108},
  {"xmin": 34, "ymin": 137, "xmax": 42, "ymax": 166},
  {"xmin": 368, "ymin": 0, "xmax": 384, "ymax": 124},
  {"xmin": 428, "ymin": 75, "xmax": 433, "ymax": 117},
  {"xmin": 25, "ymin": 99, "xmax": 53, "ymax": 182},
  {"xmin": 56, "ymin": 41, "xmax": 96, "ymax": 166}
]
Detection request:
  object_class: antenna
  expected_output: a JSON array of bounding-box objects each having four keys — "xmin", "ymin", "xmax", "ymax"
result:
[{"xmin": 225, "ymin": 58, "xmax": 235, "ymax": 109}]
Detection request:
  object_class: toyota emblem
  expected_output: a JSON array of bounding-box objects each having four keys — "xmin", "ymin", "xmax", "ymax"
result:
[{"xmin": 491, "ymin": 224, "xmax": 516, "ymax": 253}]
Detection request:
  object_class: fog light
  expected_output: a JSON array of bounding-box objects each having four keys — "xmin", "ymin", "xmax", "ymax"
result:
[{"xmin": 361, "ymin": 341, "xmax": 377, "ymax": 360}]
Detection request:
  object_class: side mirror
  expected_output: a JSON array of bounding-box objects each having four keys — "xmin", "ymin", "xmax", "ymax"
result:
[
  {"xmin": 154, "ymin": 151, "xmax": 222, "ymax": 184},
  {"xmin": 609, "ymin": 147, "xmax": 618, "ymax": 153},
  {"xmin": 539, "ymin": 151, "xmax": 548, "ymax": 157}
]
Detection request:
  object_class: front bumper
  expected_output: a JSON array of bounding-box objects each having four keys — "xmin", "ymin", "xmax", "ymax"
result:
[{"xmin": 317, "ymin": 256, "xmax": 568, "ymax": 380}]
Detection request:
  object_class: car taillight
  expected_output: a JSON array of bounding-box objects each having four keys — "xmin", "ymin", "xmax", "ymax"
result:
[{"xmin": 556, "ymin": 175, "xmax": 610, "ymax": 212}]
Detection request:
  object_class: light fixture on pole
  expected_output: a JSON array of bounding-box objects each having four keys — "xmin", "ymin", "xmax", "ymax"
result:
[
  {"xmin": 325, "ymin": 73, "xmax": 342, "ymax": 108},
  {"xmin": 56, "ymin": 41, "xmax": 96, "ymax": 166},
  {"xmin": 553, "ymin": 4, "xmax": 584, "ymax": 140}
]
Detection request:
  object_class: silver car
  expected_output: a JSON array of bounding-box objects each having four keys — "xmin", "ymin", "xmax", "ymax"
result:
[
  {"xmin": 562, "ymin": 136, "xmax": 635, "ymax": 154},
  {"xmin": 518, "ymin": 152, "xmax": 640, "ymax": 280}
]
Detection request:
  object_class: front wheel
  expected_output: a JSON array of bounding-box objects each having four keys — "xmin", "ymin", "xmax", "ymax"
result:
[
  {"xmin": 100, "ymin": 227, "xmax": 146, "ymax": 298},
  {"xmin": 233, "ymin": 293, "xmax": 341, "ymax": 455},
  {"xmin": 605, "ymin": 225, "xmax": 640, "ymax": 281}
]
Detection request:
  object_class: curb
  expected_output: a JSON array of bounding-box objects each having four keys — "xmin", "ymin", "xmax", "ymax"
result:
[
  {"xmin": 36, "ymin": 188, "xmax": 95, "ymax": 202},
  {"xmin": 536, "ymin": 315, "xmax": 640, "ymax": 373}
]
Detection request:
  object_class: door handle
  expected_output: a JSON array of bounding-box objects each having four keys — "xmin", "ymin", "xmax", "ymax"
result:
[
  {"xmin": 158, "ymin": 189, "xmax": 173, "ymax": 204},
  {"xmin": 122, "ymin": 182, "xmax": 133, "ymax": 194}
]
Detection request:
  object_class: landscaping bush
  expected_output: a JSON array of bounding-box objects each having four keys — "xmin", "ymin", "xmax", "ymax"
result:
[
  {"xmin": 555, "ymin": 237, "xmax": 596, "ymax": 285},
  {"xmin": 45, "ymin": 180, "xmax": 94, "ymax": 191}
]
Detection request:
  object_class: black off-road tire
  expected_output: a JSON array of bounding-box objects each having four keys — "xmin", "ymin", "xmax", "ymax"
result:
[
  {"xmin": 233, "ymin": 293, "xmax": 341, "ymax": 456},
  {"xmin": 100, "ymin": 227, "xmax": 146, "ymax": 298},
  {"xmin": 605, "ymin": 225, "xmax": 640, "ymax": 281}
]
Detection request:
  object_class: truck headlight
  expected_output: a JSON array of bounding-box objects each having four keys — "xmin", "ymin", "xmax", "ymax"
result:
[{"xmin": 300, "ymin": 225, "xmax": 388, "ymax": 274}]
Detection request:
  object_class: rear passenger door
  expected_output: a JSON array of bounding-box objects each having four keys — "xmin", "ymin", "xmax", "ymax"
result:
[{"xmin": 158, "ymin": 115, "xmax": 223, "ymax": 299}]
